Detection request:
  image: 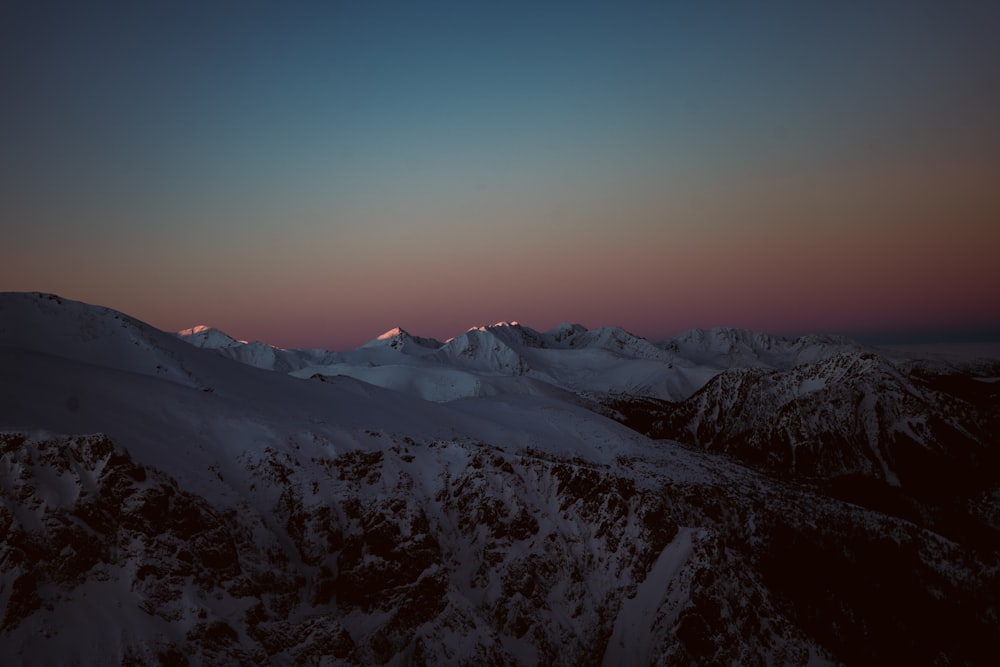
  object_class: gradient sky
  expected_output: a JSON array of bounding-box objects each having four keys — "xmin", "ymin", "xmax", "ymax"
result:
[{"xmin": 2, "ymin": 1, "xmax": 999, "ymax": 349}]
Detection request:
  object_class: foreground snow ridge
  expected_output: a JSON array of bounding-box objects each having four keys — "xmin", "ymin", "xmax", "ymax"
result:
[{"xmin": 2, "ymin": 291, "xmax": 999, "ymax": 665}]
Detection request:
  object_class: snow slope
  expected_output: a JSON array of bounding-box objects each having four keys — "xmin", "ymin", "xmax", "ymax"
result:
[
  {"xmin": 177, "ymin": 319, "xmax": 873, "ymax": 404},
  {"xmin": 3, "ymin": 292, "xmax": 999, "ymax": 665}
]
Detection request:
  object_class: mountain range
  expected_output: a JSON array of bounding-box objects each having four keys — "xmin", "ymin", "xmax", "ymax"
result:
[{"xmin": 2, "ymin": 291, "xmax": 998, "ymax": 665}]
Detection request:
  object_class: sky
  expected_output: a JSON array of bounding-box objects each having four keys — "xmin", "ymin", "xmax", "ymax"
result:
[{"xmin": 2, "ymin": 0, "xmax": 999, "ymax": 350}]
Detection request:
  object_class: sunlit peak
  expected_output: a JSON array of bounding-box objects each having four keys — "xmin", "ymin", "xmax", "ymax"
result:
[
  {"xmin": 376, "ymin": 327, "xmax": 408, "ymax": 340},
  {"xmin": 177, "ymin": 324, "xmax": 213, "ymax": 336}
]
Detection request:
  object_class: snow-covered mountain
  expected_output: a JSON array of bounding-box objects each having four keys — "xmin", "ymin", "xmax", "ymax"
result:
[
  {"xmin": 176, "ymin": 319, "xmax": 876, "ymax": 404},
  {"xmin": 177, "ymin": 324, "xmax": 245, "ymax": 349},
  {"xmin": 177, "ymin": 324, "xmax": 336, "ymax": 374},
  {"xmin": 3, "ymin": 292, "xmax": 999, "ymax": 665},
  {"xmin": 611, "ymin": 349, "xmax": 999, "ymax": 489},
  {"xmin": 661, "ymin": 326, "xmax": 861, "ymax": 370},
  {"xmin": 361, "ymin": 327, "xmax": 443, "ymax": 354}
]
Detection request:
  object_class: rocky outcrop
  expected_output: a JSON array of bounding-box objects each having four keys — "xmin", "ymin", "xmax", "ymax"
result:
[
  {"xmin": 3, "ymin": 427, "xmax": 999, "ymax": 665},
  {"xmin": 609, "ymin": 351, "xmax": 1000, "ymax": 489}
]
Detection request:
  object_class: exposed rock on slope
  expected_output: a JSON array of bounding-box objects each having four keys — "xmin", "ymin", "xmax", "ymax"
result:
[
  {"xmin": 4, "ymin": 429, "xmax": 999, "ymax": 665},
  {"xmin": 630, "ymin": 350, "xmax": 999, "ymax": 487},
  {"xmin": 3, "ymin": 292, "xmax": 1000, "ymax": 664}
]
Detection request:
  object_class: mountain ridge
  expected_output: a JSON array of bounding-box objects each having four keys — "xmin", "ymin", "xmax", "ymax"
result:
[{"xmin": 3, "ymin": 291, "xmax": 999, "ymax": 665}]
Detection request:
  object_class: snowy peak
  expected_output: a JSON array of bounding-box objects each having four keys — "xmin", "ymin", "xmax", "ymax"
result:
[
  {"xmin": 665, "ymin": 326, "xmax": 786, "ymax": 357},
  {"xmin": 363, "ymin": 327, "xmax": 443, "ymax": 352},
  {"xmin": 178, "ymin": 324, "xmax": 212, "ymax": 336},
  {"xmin": 661, "ymin": 326, "xmax": 863, "ymax": 370},
  {"xmin": 437, "ymin": 327, "xmax": 530, "ymax": 375},
  {"xmin": 467, "ymin": 321, "xmax": 547, "ymax": 349},
  {"xmin": 176, "ymin": 325, "xmax": 245, "ymax": 349},
  {"xmin": 570, "ymin": 326, "xmax": 667, "ymax": 359},
  {"xmin": 546, "ymin": 322, "xmax": 588, "ymax": 345},
  {"xmin": 376, "ymin": 326, "xmax": 408, "ymax": 340}
]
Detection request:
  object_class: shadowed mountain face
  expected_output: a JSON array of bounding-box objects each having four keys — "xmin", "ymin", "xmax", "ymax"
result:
[
  {"xmin": 601, "ymin": 348, "xmax": 1000, "ymax": 566},
  {"xmin": 2, "ymin": 292, "xmax": 999, "ymax": 664},
  {"xmin": 609, "ymin": 350, "xmax": 1000, "ymax": 485}
]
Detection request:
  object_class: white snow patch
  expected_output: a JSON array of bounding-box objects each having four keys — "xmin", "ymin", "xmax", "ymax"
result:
[{"xmin": 602, "ymin": 527, "xmax": 694, "ymax": 666}]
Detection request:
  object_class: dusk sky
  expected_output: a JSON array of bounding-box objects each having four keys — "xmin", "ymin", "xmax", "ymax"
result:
[{"xmin": 2, "ymin": 1, "xmax": 999, "ymax": 349}]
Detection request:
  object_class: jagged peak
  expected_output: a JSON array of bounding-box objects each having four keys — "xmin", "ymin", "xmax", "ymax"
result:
[
  {"xmin": 547, "ymin": 322, "xmax": 588, "ymax": 344},
  {"xmin": 176, "ymin": 325, "xmax": 246, "ymax": 348},
  {"xmin": 363, "ymin": 327, "xmax": 410, "ymax": 348},
  {"xmin": 577, "ymin": 325, "xmax": 648, "ymax": 343},
  {"xmin": 592, "ymin": 324, "xmax": 636, "ymax": 336},
  {"xmin": 467, "ymin": 321, "xmax": 523, "ymax": 333},
  {"xmin": 364, "ymin": 326, "xmax": 442, "ymax": 350},
  {"xmin": 375, "ymin": 326, "xmax": 409, "ymax": 340},
  {"xmin": 548, "ymin": 321, "xmax": 587, "ymax": 333},
  {"xmin": 177, "ymin": 324, "xmax": 215, "ymax": 336},
  {"xmin": 570, "ymin": 326, "xmax": 663, "ymax": 357}
]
